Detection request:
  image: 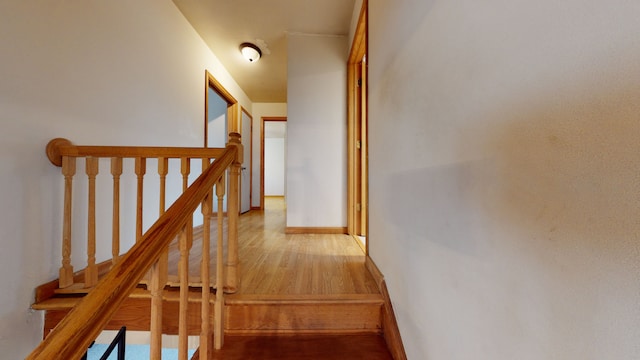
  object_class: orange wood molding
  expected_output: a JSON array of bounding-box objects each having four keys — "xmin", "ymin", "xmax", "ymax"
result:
[
  {"xmin": 284, "ymin": 227, "xmax": 348, "ymax": 235},
  {"xmin": 365, "ymin": 256, "xmax": 407, "ymax": 360}
]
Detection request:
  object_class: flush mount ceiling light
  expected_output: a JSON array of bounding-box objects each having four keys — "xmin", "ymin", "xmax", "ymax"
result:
[{"xmin": 240, "ymin": 42, "xmax": 262, "ymax": 62}]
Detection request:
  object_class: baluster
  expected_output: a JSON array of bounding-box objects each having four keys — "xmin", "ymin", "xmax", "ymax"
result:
[
  {"xmin": 135, "ymin": 157, "xmax": 146, "ymax": 242},
  {"xmin": 85, "ymin": 157, "xmax": 99, "ymax": 288},
  {"xmin": 157, "ymin": 157, "xmax": 170, "ymax": 283},
  {"xmin": 181, "ymin": 158, "xmax": 194, "ymax": 249},
  {"xmin": 59, "ymin": 156, "xmax": 76, "ymax": 288},
  {"xmin": 111, "ymin": 157, "xmax": 122, "ymax": 266},
  {"xmin": 178, "ymin": 159, "xmax": 191, "ymax": 360},
  {"xmin": 200, "ymin": 158, "xmax": 213, "ymax": 356},
  {"xmin": 178, "ymin": 224, "xmax": 190, "ymax": 360},
  {"xmin": 214, "ymin": 175, "xmax": 226, "ymax": 349},
  {"xmin": 149, "ymin": 157, "xmax": 169, "ymax": 358},
  {"xmin": 226, "ymin": 133, "xmax": 242, "ymax": 293},
  {"xmin": 149, "ymin": 258, "xmax": 163, "ymax": 359}
]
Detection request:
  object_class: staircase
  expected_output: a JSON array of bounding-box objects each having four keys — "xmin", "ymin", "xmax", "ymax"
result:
[
  {"xmin": 28, "ymin": 138, "xmax": 401, "ymax": 359},
  {"xmin": 34, "ymin": 286, "xmax": 389, "ymax": 359}
]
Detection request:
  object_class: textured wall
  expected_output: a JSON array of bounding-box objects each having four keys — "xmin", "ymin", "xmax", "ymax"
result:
[{"xmin": 368, "ymin": 0, "xmax": 640, "ymax": 358}]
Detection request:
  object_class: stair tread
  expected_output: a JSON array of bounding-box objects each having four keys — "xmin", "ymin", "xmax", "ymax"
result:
[
  {"xmin": 192, "ymin": 334, "xmax": 393, "ymax": 360},
  {"xmin": 33, "ymin": 288, "xmax": 217, "ymax": 310},
  {"xmin": 226, "ymin": 293, "xmax": 384, "ymax": 305}
]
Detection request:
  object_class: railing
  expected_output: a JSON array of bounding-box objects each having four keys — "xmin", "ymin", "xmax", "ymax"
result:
[
  {"xmin": 28, "ymin": 134, "xmax": 243, "ymax": 359},
  {"xmin": 81, "ymin": 326, "xmax": 127, "ymax": 360}
]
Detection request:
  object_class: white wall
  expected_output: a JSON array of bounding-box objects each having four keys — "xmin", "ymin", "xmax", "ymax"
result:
[
  {"xmin": 265, "ymin": 137, "xmax": 286, "ymax": 196},
  {"xmin": 368, "ymin": 0, "xmax": 640, "ymax": 359},
  {"xmin": 0, "ymin": 1, "xmax": 250, "ymax": 357},
  {"xmin": 250, "ymin": 103, "xmax": 287, "ymax": 208},
  {"xmin": 286, "ymin": 35, "xmax": 348, "ymax": 227}
]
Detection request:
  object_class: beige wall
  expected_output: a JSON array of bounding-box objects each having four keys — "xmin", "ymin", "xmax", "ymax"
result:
[
  {"xmin": 0, "ymin": 1, "xmax": 249, "ymax": 357},
  {"xmin": 368, "ymin": 0, "xmax": 640, "ymax": 359},
  {"xmin": 286, "ymin": 34, "xmax": 348, "ymax": 227}
]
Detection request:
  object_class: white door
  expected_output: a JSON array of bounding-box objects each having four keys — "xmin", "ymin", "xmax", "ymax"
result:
[{"xmin": 240, "ymin": 110, "xmax": 252, "ymax": 213}]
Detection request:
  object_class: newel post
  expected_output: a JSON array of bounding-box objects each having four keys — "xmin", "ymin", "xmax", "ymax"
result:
[
  {"xmin": 47, "ymin": 138, "xmax": 76, "ymax": 288},
  {"xmin": 225, "ymin": 132, "xmax": 243, "ymax": 293}
]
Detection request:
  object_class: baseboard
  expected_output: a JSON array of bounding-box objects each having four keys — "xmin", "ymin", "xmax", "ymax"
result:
[
  {"xmin": 250, "ymin": 206, "xmax": 262, "ymax": 211},
  {"xmin": 284, "ymin": 227, "xmax": 348, "ymax": 234},
  {"xmin": 365, "ymin": 256, "xmax": 407, "ymax": 360}
]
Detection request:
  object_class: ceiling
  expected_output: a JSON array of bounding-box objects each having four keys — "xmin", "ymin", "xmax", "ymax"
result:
[{"xmin": 172, "ymin": 0, "xmax": 356, "ymax": 103}]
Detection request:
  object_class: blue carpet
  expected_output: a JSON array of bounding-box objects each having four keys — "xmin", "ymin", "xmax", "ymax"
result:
[{"xmin": 86, "ymin": 344, "xmax": 195, "ymax": 360}]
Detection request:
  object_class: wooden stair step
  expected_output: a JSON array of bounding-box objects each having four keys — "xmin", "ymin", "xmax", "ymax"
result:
[
  {"xmin": 225, "ymin": 294, "xmax": 384, "ymax": 335},
  {"xmin": 191, "ymin": 334, "xmax": 393, "ymax": 360}
]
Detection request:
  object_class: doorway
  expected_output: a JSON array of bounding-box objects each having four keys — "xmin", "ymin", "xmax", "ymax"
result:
[
  {"xmin": 260, "ymin": 117, "xmax": 287, "ymax": 210},
  {"xmin": 240, "ymin": 107, "xmax": 253, "ymax": 213},
  {"xmin": 204, "ymin": 70, "xmax": 239, "ymax": 213}
]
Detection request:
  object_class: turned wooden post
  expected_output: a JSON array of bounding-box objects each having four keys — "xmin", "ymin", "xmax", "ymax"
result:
[
  {"xmin": 149, "ymin": 158, "xmax": 168, "ymax": 359},
  {"xmin": 225, "ymin": 132, "xmax": 242, "ymax": 293},
  {"xmin": 135, "ymin": 157, "xmax": 146, "ymax": 243},
  {"xmin": 181, "ymin": 158, "xmax": 194, "ymax": 251},
  {"xmin": 110, "ymin": 157, "xmax": 122, "ymax": 266},
  {"xmin": 59, "ymin": 156, "xmax": 76, "ymax": 288},
  {"xmin": 200, "ymin": 158, "xmax": 213, "ymax": 357},
  {"xmin": 85, "ymin": 157, "xmax": 99, "ymax": 288},
  {"xmin": 149, "ymin": 257, "xmax": 163, "ymax": 359},
  {"xmin": 214, "ymin": 175, "xmax": 226, "ymax": 349},
  {"xmin": 157, "ymin": 157, "xmax": 169, "ymax": 284}
]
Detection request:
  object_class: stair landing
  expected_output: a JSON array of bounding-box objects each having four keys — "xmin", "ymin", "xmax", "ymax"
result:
[{"xmin": 34, "ymin": 197, "xmax": 384, "ymax": 340}]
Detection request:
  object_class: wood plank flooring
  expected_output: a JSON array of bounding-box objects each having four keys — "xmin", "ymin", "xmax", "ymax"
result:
[
  {"xmin": 33, "ymin": 198, "xmax": 390, "ymax": 358},
  {"xmin": 168, "ymin": 197, "xmax": 379, "ymax": 296}
]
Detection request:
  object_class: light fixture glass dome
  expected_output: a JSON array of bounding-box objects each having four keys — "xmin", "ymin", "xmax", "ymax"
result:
[{"xmin": 240, "ymin": 43, "xmax": 262, "ymax": 62}]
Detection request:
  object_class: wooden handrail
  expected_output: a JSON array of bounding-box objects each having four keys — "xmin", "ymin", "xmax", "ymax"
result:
[
  {"xmin": 27, "ymin": 144, "xmax": 238, "ymax": 360},
  {"xmin": 46, "ymin": 138, "xmax": 226, "ymax": 167}
]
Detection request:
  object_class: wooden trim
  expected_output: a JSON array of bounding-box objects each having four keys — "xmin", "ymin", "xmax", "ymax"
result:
[
  {"xmin": 34, "ymin": 260, "xmax": 113, "ymax": 303},
  {"xmin": 204, "ymin": 70, "xmax": 238, "ymax": 148},
  {"xmin": 352, "ymin": 234, "xmax": 366, "ymax": 253},
  {"xmin": 347, "ymin": 0, "xmax": 369, "ymax": 248},
  {"xmin": 241, "ymin": 106, "xmax": 253, "ymax": 213},
  {"xmin": 348, "ymin": 0, "xmax": 368, "ymax": 64},
  {"xmin": 365, "ymin": 256, "xmax": 407, "ymax": 360},
  {"xmin": 46, "ymin": 142, "xmax": 226, "ymax": 165},
  {"xmin": 260, "ymin": 117, "xmax": 287, "ymax": 210},
  {"xmin": 206, "ymin": 70, "xmax": 237, "ymax": 105},
  {"xmin": 284, "ymin": 227, "xmax": 348, "ymax": 235},
  {"xmin": 250, "ymin": 206, "xmax": 262, "ymax": 211}
]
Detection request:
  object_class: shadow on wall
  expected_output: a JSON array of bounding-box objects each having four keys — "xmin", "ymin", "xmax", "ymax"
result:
[
  {"xmin": 488, "ymin": 82, "xmax": 640, "ymax": 247},
  {"xmin": 386, "ymin": 76, "xmax": 640, "ymax": 258}
]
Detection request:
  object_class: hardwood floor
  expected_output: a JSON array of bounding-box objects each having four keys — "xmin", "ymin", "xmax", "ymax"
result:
[
  {"xmin": 33, "ymin": 198, "xmax": 392, "ymax": 358},
  {"xmin": 168, "ymin": 197, "xmax": 379, "ymax": 296}
]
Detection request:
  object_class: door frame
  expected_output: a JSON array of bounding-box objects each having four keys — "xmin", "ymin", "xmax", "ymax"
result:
[
  {"xmin": 260, "ymin": 116, "xmax": 287, "ymax": 210},
  {"xmin": 204, "ymin": 70, "xmax": 238, "ymax": 147},
  {"xmin": 347, "ymin": 0, "xmax": 368, "ymax": 250},
  {"xmin": 240, "ymin": 106, "xmax": 253, "ymax": 213}
]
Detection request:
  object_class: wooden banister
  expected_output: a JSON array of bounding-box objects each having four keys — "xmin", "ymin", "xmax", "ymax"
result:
[
  {"xmin": 47, "ymin": 144, "xmax": 226, "ymax": 165},
  {"xmin": 29, "ymin": 138, "xmax": 240, "ymax": 360}
]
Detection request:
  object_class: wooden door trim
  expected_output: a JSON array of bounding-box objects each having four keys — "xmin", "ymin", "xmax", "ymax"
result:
[
  {"xmin": 204, "ymin": 70, "xmax": 239, "ymax": 148},
  {"xmin": 260, "ymin": 117, "xmax": 287, "ymax": 210},
  {"xmin": 241, "ymin": 106, "xmax": 253, "ymax": 213},
  {"xmin": 347, "ymin": 0, "xmax": 368, "ymax": 251}
]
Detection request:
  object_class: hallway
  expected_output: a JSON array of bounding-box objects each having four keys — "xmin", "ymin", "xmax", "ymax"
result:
[{"xmin": 235, "ymin": 197, "xmax": 378, "ymax": 295}]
